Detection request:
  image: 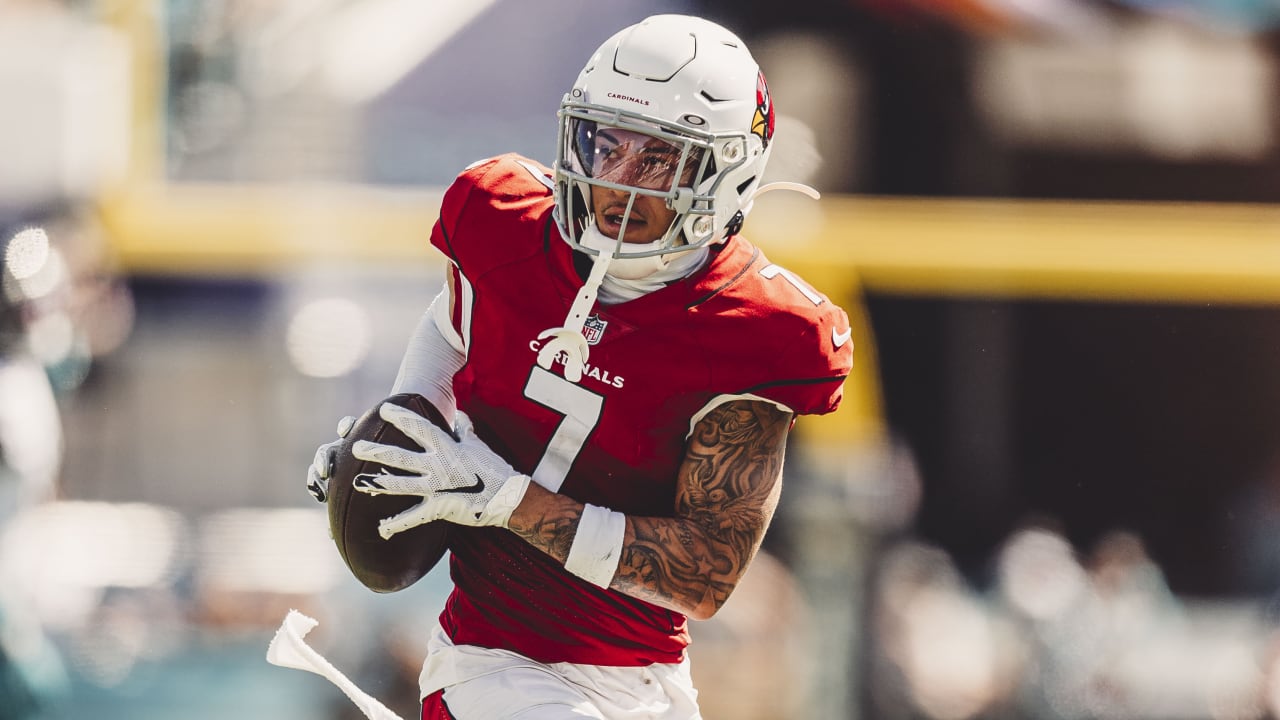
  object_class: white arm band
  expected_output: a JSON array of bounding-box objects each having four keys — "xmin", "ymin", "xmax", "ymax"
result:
[
  {"xmin": 564, "ymin": 504, "xmax": 626, "ymax": 588},
  {"xmin": 391, "ymin": 289, "xmax": 466, "ymax": 426}
]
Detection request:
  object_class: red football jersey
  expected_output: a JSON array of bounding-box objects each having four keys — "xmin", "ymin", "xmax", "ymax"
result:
[{"xmin": 430, "ymin": 154, "xmax": 852, "ymax": 666}]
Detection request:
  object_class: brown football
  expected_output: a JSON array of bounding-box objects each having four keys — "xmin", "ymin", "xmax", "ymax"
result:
[{"xmin": 327, "ymin": 393, "xmax": 452, "ymax": 593}]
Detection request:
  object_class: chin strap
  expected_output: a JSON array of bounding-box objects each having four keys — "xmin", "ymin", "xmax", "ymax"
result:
[
  {"xmin": 741, "ymin": 181, "xmax": 820, "ymax": 216},
  {"xmin": 537, "ymin": 248, "xmax": 612, "ymax": 382}
]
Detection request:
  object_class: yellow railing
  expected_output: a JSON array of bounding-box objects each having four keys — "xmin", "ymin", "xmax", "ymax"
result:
[{"xmin": 95, "ymin": 184, "xmax": 1280, "ymax": 448}]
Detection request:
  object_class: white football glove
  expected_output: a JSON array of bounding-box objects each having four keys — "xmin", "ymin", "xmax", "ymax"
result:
[
  {"xmin": 352, "ymin": 403, "xmax": 532, "ymax": 536},
  {"xmin": 306, "ymin": 415, "xmax": 356, "ymax": 502}
]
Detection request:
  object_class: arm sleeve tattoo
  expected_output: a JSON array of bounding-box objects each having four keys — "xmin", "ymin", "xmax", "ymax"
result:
[{"xmin": 508, "ymin": 398, "xmax": 793, "ymax": 618}]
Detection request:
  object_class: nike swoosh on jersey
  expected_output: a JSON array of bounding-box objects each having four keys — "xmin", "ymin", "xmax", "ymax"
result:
[
  {"xmin": 439, "ymin": 474, "xmax": 486, "ymax": 495},
  {"xmin": 832, "ymin": 327, "xmax": 852, "ymax": 348}
]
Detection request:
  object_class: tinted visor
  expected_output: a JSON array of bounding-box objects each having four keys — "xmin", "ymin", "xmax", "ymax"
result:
[{"xmin": 573, "ymin": 120, "xmax": 703, "ymax": 192}]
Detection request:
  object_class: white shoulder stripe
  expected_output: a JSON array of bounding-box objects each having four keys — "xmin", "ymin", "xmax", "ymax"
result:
[{"xmin": 516, "ymin": 160, "xmax": 555, "ymax": 190}]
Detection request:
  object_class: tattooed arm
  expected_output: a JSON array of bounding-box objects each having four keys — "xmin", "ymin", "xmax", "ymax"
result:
[{"xmin": 507, "ymin": 398, "xmax": 793, "ymax": 620}]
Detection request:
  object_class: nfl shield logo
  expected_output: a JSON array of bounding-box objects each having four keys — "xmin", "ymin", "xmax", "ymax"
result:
[{"xmin": 583, "ymin": 314, "xmax": 608, "ymax": 345}]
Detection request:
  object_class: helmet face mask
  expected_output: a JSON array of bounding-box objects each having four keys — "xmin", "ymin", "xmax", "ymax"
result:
[
  {"xmin": 553, "ymin": 15, "xmax": 775, "ymax": 266},
  {"xmin": 556, "ymin": 103, "xmax": 723, "ymax": 259}
]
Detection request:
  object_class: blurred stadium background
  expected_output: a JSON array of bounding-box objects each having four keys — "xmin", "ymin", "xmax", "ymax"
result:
[{"xmin": 3, "ymin": 0, "xmax": 1280, "ymax": 718}]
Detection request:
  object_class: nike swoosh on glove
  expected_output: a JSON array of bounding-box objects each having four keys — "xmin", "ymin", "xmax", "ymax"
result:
[
  {"xmin": 351, "ymin": 402, "xmax": 532, "ymax": 536},
  {"xmin": 306, "ymin": 415, "xmax": 356, "ymax": 502}
]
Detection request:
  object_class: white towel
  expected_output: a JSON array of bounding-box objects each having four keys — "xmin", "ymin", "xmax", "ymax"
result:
[{"xmin": 266, "ymin": 609, "xmax": 405, "ymax": 720}]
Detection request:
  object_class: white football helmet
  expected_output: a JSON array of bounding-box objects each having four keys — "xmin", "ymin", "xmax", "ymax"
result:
[{"xmin": 553, "ymin": 14, "xmax": 776, "ymax": 274}]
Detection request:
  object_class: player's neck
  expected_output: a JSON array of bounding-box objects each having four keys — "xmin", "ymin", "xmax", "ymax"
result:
[{"xmin": 593, "ymin": 247, "xmax": 709, "ymax": 305}]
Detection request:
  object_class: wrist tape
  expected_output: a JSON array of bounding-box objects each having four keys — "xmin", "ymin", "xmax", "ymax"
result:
[{"xmin": 564, "ymin": 504, "xmax": 626, "ymax": 588}]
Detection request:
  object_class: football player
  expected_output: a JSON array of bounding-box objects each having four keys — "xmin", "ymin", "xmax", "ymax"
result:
[{"xmin": 308, "ymin": 14, "xmax": 853, "ymax": 719}]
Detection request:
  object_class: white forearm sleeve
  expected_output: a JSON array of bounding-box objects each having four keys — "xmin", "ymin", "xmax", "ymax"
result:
[{"xmin": 391, "ymin": 289, "xmax": 467, "ymax": 426}]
